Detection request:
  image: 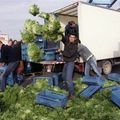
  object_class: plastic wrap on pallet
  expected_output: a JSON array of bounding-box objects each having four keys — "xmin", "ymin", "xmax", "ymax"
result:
[
  {"xmin": 108, "ymin": 73, "xmax": 120, "ymax": 82},
  {"xmin": 79, "ymin": 85, "xmax": 101, "ymax": 98},
  {"xmin": 35, "ymin": 90, "xmax": 68, "ymax": 108},
  {"xmin": 111, "ymin": 90, "xmax": 120, "ymax": 107},
  {"xmin": 82, "ymin": 76, "xmax": 104, "ymax": 86}
]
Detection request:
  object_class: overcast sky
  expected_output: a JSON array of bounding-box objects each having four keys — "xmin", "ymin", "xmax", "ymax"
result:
[
  {"xmin": 0, "ymin": 0, "xmax": 120, "ymax": 40},
  {"xmin": 0, "ymin": 0, "xmax": 78, "ymax": 40}
]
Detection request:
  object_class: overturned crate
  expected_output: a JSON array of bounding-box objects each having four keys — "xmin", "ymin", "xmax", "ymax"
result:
[
  {"xmin": 107, "ymin": 73, "xmax": 120, "ymax": 82},
  {"xmin": 101, "ymin": 85, "xmax": 120, "ymax": 91},
  {"xmin": 79, "ymin": 85, "xmax": 101, "ymax": 98},
  {"xmin": 111, "ymin": 90, "xmax": 120, "ymax": 108},
  {"xmin": 82, "ymin": 76, "xmax": 104, "ymax": 86},
  {"xmin": 35, "ymin": 90, "xmax": 68, "ymax": 108}
]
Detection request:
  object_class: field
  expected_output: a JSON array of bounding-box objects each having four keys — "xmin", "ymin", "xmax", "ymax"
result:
[{"xmin": 0, "ymin": 70, "xmax": 120, "ymax": 120}]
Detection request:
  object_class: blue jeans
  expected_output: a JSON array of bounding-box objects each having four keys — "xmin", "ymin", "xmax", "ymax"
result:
[
  {"xmin": 85, "ymin": 56, "xmax": 102, "ymax": 77},
  {"xmin": 0, "ymin": 61, "xmax": 19, "ymax": 91},
  {"xmin": 62, "ymin": 62, "xmax": 75, "ymax": 95}
]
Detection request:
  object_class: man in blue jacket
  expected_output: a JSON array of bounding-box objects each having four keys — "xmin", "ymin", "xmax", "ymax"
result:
[{"xmin": 78, "ymin": 42, "xmax": 104, "ymax": 80}]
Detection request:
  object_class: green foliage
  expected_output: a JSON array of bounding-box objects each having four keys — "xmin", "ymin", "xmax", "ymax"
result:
[
  {"xmin": 1, "ymin": 77, "xmax": 120, "ymax": 120},
  {"xmin": 29, "ymin": 4, "xmax": 39, "ymax": 16},
  {"xmin": 21, "ymin": 4, "xmax": 63, "ymax": 43},
  {"xmin": 24, "ymin": 19, "xmax": 42, "ymax": 35},
  {"xmin": 21, "ymin": 30, "xmax": 37, "ymax": 43},
  {"xmin": 28, "ymin": 43, "xmax": 44, "ymax": 62},
  {"xmin": 41, "ymin": 13, "xmax": 63, "ymax": 42}
]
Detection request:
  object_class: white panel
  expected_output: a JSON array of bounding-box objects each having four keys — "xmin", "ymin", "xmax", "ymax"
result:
[{"xmin": 78, "ymin": 2, "xmax": 120, "ymax": 60}]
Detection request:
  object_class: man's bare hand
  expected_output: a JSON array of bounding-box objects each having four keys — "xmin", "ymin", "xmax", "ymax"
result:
[
  {"xmin": 0, "ymin": 63, "xmax": 5, "ymax": 67},
  {"xmin": 56, "ymin": 49, "xmax": 62, "ymax": 53}
]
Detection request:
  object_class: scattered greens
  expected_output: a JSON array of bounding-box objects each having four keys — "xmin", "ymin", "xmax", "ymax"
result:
[
  {"xmin": 21, "ymin": 4, "xmax": 63, "ymax": 62},
  {"xmin": 0, "ymin": 78, "xmax": 120, "ymax": 120},
  {"xmin": 28, "ymin": 43, "xmax": 44, "ymax": 62}
]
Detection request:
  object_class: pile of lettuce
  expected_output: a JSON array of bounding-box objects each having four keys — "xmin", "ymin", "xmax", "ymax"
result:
[
  {"xmin": 0, "ymin": 77, "xmax": 120, "ymax": 120},
  {"xmin": 21, "ymin": 4, "xmax": 63, "ymax": 62}
]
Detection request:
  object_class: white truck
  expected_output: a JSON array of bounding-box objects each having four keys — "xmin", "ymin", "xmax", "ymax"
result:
[{"xmin": 54, "ymin": 1, "xmax": 120, "ymax": 74}]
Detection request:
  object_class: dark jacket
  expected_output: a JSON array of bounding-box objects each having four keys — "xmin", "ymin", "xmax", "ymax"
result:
[
  {"xmin": 78, "ymin": 44, "xmax": 93, "ymax": 62},
  {"xmin": 65, "ymin": 24, "xmax": 79, "ymax": 38},
  {"xmin": 7, "ymin": 43, "xmax": 21, "ymax": 63},
  {"xmin": 0, "ymin": 44, "xmax": 8, "ymax": 63},
  {"xmin": 62, "ymin": 36, "xmax": 78, "ymax": 62}
]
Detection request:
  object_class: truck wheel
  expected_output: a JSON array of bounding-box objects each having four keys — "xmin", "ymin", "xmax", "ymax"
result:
[{"xmin": 102, "ymin": 60, "xmax": 112, "ymax": 75}]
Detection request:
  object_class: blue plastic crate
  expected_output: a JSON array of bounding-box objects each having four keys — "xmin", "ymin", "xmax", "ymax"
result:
[
  {"xmin": 44, "ymin": 51, "xmax": 56, "ymax": 61},
  {"xmin": 101, "ymin": 85, "xmax": 120, "ymax": 91},
  {"xmin": 36, "ymin": 36, "xmax": 47, "ymax": 49},
  {"xmin": 49, "ymin": 73, "xmax": 62, "ymax": 86},
  {"xmin": 56, "ymin": 53, "xmax": 63, "ymax": 61},
  {"xmin": 111, "ymin": 90, "xmax": 120, "ymax": 107},
  {"xmin": 33, "ymin": 73, "xmax": 62, "ymax": 86},
  {"xmin": 82, "ymin": 76, "xmax": 104, "ymax": 86},
  {"xmin": 36, "ymin": 90, "xmax": 68, "ymax": 108},
  {"xmin": 79, "ymin": 85, "xmax": 101, "ymax": 98},
  {"xmin": 108, "ymin": 73, "xmax": 120, "ymax": 82},
  {"xmin": 21, "ymin": 43, "xmax": 29, "ymax": 61},
  {"xmin": 33, "ymin": 76, "xmax": 54, "ymax": 86}
]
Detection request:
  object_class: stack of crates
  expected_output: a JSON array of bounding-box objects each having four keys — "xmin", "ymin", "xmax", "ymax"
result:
[
  {"xmin": 21, "ymin": 43, "xmax": 29, "ymax": 61},
  {"xmin": 35, "ymin": 36, "xmax": 47, "ymax": 49},
  {"xmin": 21, "ymin": 36, "xmax": 62, "ymax": 61},
  {"xmin": 44, "ymin": 40, "xmax": 61, "ymax": 61}
]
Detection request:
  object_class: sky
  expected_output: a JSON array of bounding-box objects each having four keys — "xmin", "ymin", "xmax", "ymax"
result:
[
  {"xmin": 0, "ymin": 0, "xmax": 78, "ymax": 40},
  {"xmin": 0, "ymin": 0, "xmax": 120, "ymax": 40}
]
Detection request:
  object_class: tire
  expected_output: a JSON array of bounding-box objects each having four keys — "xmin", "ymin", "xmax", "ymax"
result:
[{"xmin": 102, "ymin": 60, "xmax": 112, "ymax": 75}]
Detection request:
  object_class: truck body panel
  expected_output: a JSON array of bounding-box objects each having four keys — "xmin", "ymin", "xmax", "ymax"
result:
[{"xmin": 55, "ymin": 2, "xmax": 120, "ymax": 61}]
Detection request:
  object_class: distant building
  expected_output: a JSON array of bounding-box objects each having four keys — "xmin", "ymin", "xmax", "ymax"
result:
[{"xmin": 0, "ymin": 34, "xmax": 9, "ymax": 44}]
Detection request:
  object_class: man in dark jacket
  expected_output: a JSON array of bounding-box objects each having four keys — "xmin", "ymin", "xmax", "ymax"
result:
[
  {"xmin": 0, "ymin": 41, "xmax": 21, "ymax": 92},
  {"xmin": 0, "ymin": 41, "xmax": 8, "ymax": 65},
  {"xmin": 78, "ymin": 43, "xmax": 103, "ymax": 79},
  {"xmin": 61, "ymin": 33, "xmax": 79, "ymax": 99}
]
